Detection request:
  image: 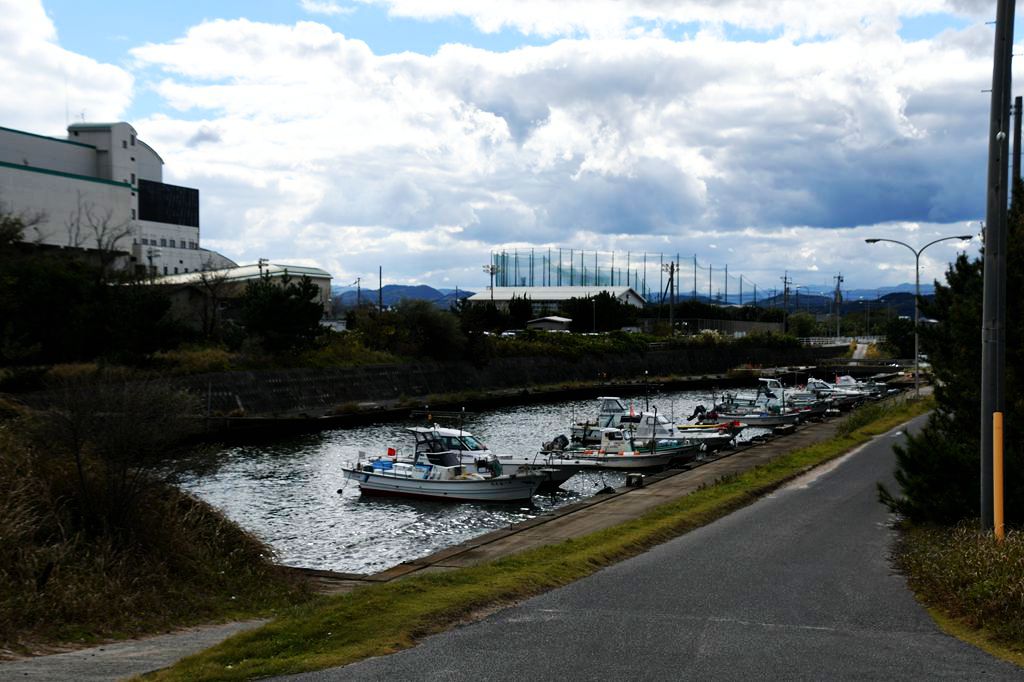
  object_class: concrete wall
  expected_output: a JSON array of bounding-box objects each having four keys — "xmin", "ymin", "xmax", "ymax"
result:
[
  {"xmin": 0, "ymin": 127, "xmax": 97, "ymax": 175},
  {"xmin": 0, "ymin": 165, "xmax": 134, "ymax": 252},
  {"xmin": 181, "ymin": 346, "xmax": 846, "ymax": 418}
]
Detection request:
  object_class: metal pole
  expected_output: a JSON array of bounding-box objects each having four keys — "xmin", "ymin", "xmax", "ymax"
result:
[
  {"xmin": 914, "ymin": 254, "xmax": 920, "ymax": 398},
  {"xmin": 981, "ymin": 0, "xmax": 1015, "ymax": 530},
  {"xmin": 1015, "ymin": 95, "xmax": 1022, "ymax": 184},
  {"xmin": 693, "ymin": 255, "xmax": 697, "ymax": 301},
  {"xmin": 378, "ymin": 265, "xmax": 383, "ymax": 312}
]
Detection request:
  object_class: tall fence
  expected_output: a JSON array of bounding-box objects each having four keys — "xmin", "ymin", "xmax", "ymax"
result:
[{"xmin": 489, "ymin": 248, "xmax": 786, "ymax": 305}]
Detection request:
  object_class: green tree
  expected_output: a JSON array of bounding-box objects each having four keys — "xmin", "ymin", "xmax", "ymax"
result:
[
  {"xmin": 507, "ymin": 295, "xmax": 533, "ymax": 329},
  {"xmin": 348, "ymin": 300, "xmax": 466, "ymax": 360},
  {"xmin": 560, "ymin": 292, "xmax": 638, "ymax": 332},
  {"xmin": 453, "ymin": 299, "xmax": 508, "ymax": 334},
  {"xmin": 880, "ymin": 179, "xmax": 1023, "ymax": 524},
  {"xmin": 786, "ymin": 311, "xmax": 819, "ymax": 338},
  {"xmin": 881, "ymin": 315, "xmax": 915, "ymax": 358},
  {"xmin": 240, "ymin": 272, "xmax": 324, "ymax": 353}
]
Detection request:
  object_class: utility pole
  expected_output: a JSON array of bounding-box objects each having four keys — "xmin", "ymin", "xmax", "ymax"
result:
[
  {"xmin": 1015, "ymin": 95, "xmax": 1022, "ymax": 183},
  {"xmin": 739, "ymin": 275, "xmax": 743, "ymax": 306},
  {"xmin": 661, "ymin": 261, "xmax": 675, "ymax": 333},
  {"xmin": 981, "ymin": 0, "xmax": 1015, "ymax": 534},
  {"xmin": 378, "ymin": 265, "xmax": 383, "ymax": 313},
  {"xmin": 780, "ymin": 273, "xmax": 791, "ymax": 333},
  {"xmin": 693, "ymin": 254, "xmax": 697, "ymax": 301},
  {"xmin": 724, "ymin": 264, "xmax": 728, "ymax": 305},
  {"xmin": 834, "ymin": 274, "xmax": 844, "ymax": 339}
]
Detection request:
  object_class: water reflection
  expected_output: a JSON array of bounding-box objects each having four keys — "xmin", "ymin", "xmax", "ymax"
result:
[{"xmin": 180, "ymin": 388, "xmax": 743, "ymax": 573}]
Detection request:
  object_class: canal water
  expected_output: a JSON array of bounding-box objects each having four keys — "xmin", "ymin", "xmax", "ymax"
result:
[{"xmin": 179, "ymin": 388, "xmax": 752, "ymax": 574}]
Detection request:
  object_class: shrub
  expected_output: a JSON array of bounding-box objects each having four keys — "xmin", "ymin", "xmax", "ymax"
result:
[
  {"xmin": 896, "ymin": 523, "xmax": 1024, "ymax": 646},
  {"xmin": 154, "ymin": 347, "xmax": 236, "ymax": 374}
]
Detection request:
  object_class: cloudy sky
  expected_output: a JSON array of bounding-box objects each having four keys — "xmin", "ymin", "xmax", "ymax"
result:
[{"xmin": 0, "ymin": 0, "xmax": 1007, "ymax": 294}]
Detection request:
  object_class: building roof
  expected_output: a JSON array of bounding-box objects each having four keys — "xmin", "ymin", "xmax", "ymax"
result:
[
  {"xmin": 467, "ymin": 286, "xmax": 646, "ymax": 304},
  {"xmin": 527, "ymin": 316, "xmax": 572, "ymax": 324},
  {"xmin": 153, "ymin": 263, "xmax": 332, "ymax": 286},
  {"xmin": 0, "ymin": 124, "xmax": 95, "ymax": 149}
]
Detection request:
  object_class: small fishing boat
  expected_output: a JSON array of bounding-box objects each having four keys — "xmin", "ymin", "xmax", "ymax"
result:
[
  {"xmin": 342, "ymin": 428, "xmax": 547, "ymax": 502},
  {"xmin": 571, "ymin": 396, "xmax": 633, "ymax": 444},
  {"xmin": 674, "ymin": 421, "xmax": 744, "ymax": 451},
  {"xmin": 403, "ymin": 425, "xmax": 583, "ymax": 489},
  {"xmin": 543, "ymin": 427, "xmax": 697, "ymax": 470}
]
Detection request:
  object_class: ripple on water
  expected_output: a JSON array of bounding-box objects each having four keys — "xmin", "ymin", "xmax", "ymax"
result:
[{"xmin": 180, "ymin": 388, "xmax": 760, "ymax": 573}]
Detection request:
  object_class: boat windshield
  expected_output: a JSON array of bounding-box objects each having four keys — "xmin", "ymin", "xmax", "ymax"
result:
[{"xmin": 459, "ymin": 435, "xmax": 487, "ymax": 451}]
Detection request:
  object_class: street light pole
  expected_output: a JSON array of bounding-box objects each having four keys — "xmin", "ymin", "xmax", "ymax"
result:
[
  {"xmin": 482, "ymin": 264, "xmax": 500, "ymax": 302},
  {"xmin": 865, "ymin": 235, "xmax": 973, "ymax": 399}
]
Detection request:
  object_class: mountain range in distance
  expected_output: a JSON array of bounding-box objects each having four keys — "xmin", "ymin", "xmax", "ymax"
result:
[
  {"xmin": 330, "ymin": 282, "xmax": 930, "ymax": 316},
  {"xmin": 332, "ymin": 284, "xmax": 475, "ymax": 310}
]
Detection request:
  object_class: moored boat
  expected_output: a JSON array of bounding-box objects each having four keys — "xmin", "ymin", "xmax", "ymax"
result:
[
  {"xmin": 543, "ymin": 427, "xmax": 697, "ymax": 469},
  {"xmin": 341, "ymin": 428, "xmax": 547, "ymax": 502},
  {"xmin": 403, "ymin": 425, "xmax": 583, "ymax": 489}
]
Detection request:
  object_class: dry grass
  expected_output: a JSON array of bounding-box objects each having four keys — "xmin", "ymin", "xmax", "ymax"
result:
[
  {"xmin": 896, "ymin": 523, "xmax": 1024, "ymax": 653},
  {"xmin": 0, "ymin": 421, "xmax": 310, "ymax": 657}
]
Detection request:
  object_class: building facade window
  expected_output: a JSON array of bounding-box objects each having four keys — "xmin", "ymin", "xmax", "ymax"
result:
[
  {"xmin": 130, "ymin": 173, "xmax": 135, "ymax": 184},
  {"xmin": 131, "ymin": 209, "xmax": 136, "ymax": 220},
  {"xmin": 122, "ymin": 140, "xmax": 127, "ymax": 149},
  {"xmin": 169, "ymin": 239, "xmax": 176, "ymax": 248},
  {"xmin": 160, "ymin": 238, "xmax": 167, "ymax": 247}
]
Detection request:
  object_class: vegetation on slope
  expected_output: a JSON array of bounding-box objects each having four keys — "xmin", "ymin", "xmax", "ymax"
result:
[{"xmin": 0, "ymin": 376, "xmax": 310, "ymax": 656}]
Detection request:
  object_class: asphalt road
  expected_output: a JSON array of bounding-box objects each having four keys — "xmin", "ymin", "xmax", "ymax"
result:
[{"xmin": 284, "ymin": 414, "xmax": 1023, "ymax": 681}]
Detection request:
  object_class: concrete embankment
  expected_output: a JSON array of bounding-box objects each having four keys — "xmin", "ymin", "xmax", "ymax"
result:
[{"xmin": 179, "ymin": 345, "xmax": 846, "ymax": 435}]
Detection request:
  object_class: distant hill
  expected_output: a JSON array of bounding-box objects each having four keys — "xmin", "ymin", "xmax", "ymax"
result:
[{"xmin": 333, "ymin": 284, "xmax": 474, "ymax": 310}]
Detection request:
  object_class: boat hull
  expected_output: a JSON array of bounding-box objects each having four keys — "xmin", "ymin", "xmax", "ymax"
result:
[
  {"xmin": 710, "ymin": 412, "xmax": 800, "ymax": 428},
  {"xmin": 544, "ymin": 452, "xmax": 677, "ymax": 470},
  {"xmin": 342, "ymin": 467, "xmax": 543, "ymax": 502}
]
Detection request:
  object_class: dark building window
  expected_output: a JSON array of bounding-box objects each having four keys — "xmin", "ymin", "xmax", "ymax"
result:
[{"xmin": 138, "ymin": 179, "xmax": 199, "ymax": 227}]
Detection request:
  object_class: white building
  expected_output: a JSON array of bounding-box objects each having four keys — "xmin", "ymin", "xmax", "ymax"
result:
[
  {"xmin": 156, "ymin": 263, "xmax": 334, "ymax": 317},
  {"xmin": 467, "ymin": 286, "xmax": 647, "ymax": 314},
  {"xmin": 0, "ymin": 122, "xmax": 235, "ymax": 275}
]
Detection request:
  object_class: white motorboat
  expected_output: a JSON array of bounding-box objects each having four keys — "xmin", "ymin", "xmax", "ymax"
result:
[
  {"xmin": 342, "ymin": 428, "xmax": 547, "ymax": 502},
  {"xmin": 405, "ymin": 425, "xmax": 583, "ymax": 489},
  {"xmin": 571, "ymin": 396, "xmax": 633, "ymax": 444}
]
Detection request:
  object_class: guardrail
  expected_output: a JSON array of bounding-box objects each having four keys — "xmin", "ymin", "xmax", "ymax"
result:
[{"xmin": 799, "ymin": 336, "xmax": 886, "ymax": 346}]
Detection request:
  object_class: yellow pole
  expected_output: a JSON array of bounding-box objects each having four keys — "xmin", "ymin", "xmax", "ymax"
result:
[{"xmin": 994, "ymin": 412, "xmax": 1005, "ymax": 542}]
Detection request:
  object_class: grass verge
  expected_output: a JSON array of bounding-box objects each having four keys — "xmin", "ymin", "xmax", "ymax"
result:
[
  {"xmin": 895, "ymin": 523, "xmax": 1024, "ymax": 665},
  {"xmin": 145, "ymin": 396, "xmax": 933, "ymax": 681}
]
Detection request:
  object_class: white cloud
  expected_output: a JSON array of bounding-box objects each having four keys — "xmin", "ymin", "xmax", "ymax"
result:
[
  {"xmin": 359, "ymin": 0, "xmax": 987, "ymax": 39},
  {"xmin": 1, "ymin": 2, "xmax": 989, "ymax": 290},
  {"xmin": 0, "ymin": 0, "xmax": 133, "ymax": 134},
  {"xmin": 300, "ymin": 0, "xmax": 356, "ymax": 16}
]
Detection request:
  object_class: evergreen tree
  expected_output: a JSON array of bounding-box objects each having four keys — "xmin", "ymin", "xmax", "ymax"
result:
[
  {"xmin": 240, "ymin": 272, "xmax": 324, "ymax": 353},
  {"xmin": 880, "ymin": 180, "xmax": 1023, "ymax": 524}
]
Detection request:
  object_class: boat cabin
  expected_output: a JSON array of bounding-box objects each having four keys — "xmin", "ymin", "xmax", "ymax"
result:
[{"xmin": 596, "ymin": 397, "xmax": 630, "ymax": 426}]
